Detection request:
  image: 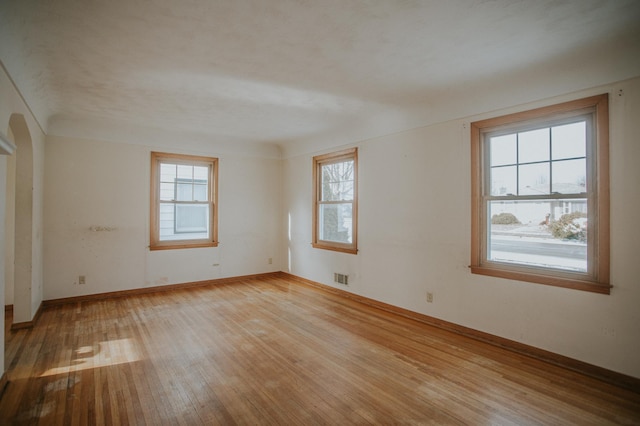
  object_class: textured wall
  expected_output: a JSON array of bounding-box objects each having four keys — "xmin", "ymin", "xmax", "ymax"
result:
[
  {"xmin": 0, "ymin": 66, "xmax": 46, "ymax": 376},
  {"xmin": 283, "ymin": 77, "xmax": 640, "ymax": 378},
  {"xmin": 43, "ymin": 136, "xmax": 282, "ymax": 300}
]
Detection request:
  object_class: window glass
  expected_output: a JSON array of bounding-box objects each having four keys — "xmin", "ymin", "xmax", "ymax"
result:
[
  {"xmin": 313, "ymin": 148, "xmax": 358, "ymax": 253},
  {"xmin": 319, "ymin": 203, "xmax": 353, "ymax": 244},
  {"xmin": 488, "ymin": 199, "xmax": 587, "ymax": 272},
  {"xmin": 490, "ymin": 134, "xmax": 517, "ymax": 166},
  {"xmin": 151, "ymin": 152, "xmax": 218, "ymax": 250},
  {"xmin": 552, "ymin": 122, "xmax": 586, "ymax": 160},
  {"xmin": 552, "ymin": 159, "xmax": 586, "ymax": 194},
  {"xmin": 518, "ymin": 162, "xmax": 550, "ymax": 195},
  {"xmin": 519, "ymin": 128, "xmax": 549, "ymax": 163},
  {"xmin": 471, "ymin": 94, "xmax": 609, "ymax": 293},
  {"xmin": 490, "ymin": 165, "xmax": 517, "ymax": 196}
]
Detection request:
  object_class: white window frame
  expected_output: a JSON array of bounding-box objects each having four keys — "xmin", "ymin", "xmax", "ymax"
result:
[
  {"xmin": 470, "ymin": 95, "xmax": 610, "ymax": 294},
  {"xmin": 150, "ymin": 152, "xmax": 218, "ymax": 250}
]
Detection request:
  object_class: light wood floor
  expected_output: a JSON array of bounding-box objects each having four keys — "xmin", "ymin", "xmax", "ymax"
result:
[{"xmin": 1, "ymin": 276, "xmax": 639, "ymax": 425}]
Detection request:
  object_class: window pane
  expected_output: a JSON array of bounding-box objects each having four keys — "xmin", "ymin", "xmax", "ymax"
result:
[
  {"xmin": 322, "ymin": 182, "xmax": 341, "ymax": 201},
  {"xmin": 518, "ymin": 128, "xmax": 549, "ymax": 163},
  {"xmin": 159, "ymin": 203, "xmax": 176, "ymax": 238},
  {"xmin": 552, "ymin": 121, "xmax": 586, "ymax": 160},
  {"xmin": 193, "ymin": 166, "xmax": 209, "ymax": 180},
  {"xmin": 552, "ymin": 159, "xmax": 586, "ymax": 194},
  {"xmin": 177, "ymin": 164, "xmax": 193, "ymax": 179},
  {"xmin": 193, "ymin": 183, "xmax": 208, "ymax": 201},
  {"xmin": 491, "ymin": 165, "xmax": 517, "ymax": 196},
  {"xmin": 160, "ymin": 182, "xmax": 175, "ymax": 201},
  {"xmin": 321, "ymin": 160, "xmax": 354, "ymax": 201},
  {"xmin": 176, "ymin": 182, "xmax": 193, "ymax": 201},
  {"xmin": 160, "ymin": 163, "xmax": 177, "ymax": 181},
  {"xmin": 159, "ymin": 202, "xmax": 210, "ymax": 241},
  {"xmin": 490, "ymin": 134, "xmax": 516, "ymax": 166},
  {"xmin": 319, "ymin": 203, "xmax": 353, "ymax": 243},
  {"xmin": 175, "ymin": 204, "xmax": 209, "ymax": 233},
  {"xmin": 519, "ymin": 163, "xmax": 550, "ymax": 195},
  {"xmin": 322, "ymin": 181, "xmax": 354, "ymax": 201},
  {"xmin": 488, "ymin": 199, "xmax": 587, "ymax": 272}
]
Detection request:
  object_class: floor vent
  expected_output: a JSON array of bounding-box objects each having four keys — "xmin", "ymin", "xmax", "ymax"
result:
[{"xmin": 334, "ymin": 273, "xmax": 349, "ymax": 285}]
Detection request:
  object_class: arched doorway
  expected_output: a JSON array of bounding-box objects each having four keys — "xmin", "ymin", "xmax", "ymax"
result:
[{"xmin": 6, "ymin": 113, "xmax": 34, "ymax": 326}]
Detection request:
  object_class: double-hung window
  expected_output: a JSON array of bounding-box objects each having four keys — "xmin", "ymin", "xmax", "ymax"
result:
[
  {"xmin": 470, "ymin": 95, "xmax": 610, "ymax": 293},
  {"xmin": 312, "ymin": 148, "xmax": 358, "ymax": 254},
  {"xmin": 150, "ymin": 152, "xmax": 218, "ymax": 250}
]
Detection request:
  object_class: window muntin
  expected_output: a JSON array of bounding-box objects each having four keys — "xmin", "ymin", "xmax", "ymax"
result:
[
  {"xmin": 313, "ymin": 148, "xmax": 358, "ymax": 254},
  {"xmin": 151, "ymin": 152, "xmax": 218, "ymax": 250},
  {"xmin": 471, "ymin": 95, "xmax": 610, "ymax": 293}
]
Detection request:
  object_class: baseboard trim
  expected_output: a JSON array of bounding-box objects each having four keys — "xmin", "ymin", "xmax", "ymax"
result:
[
  {"xmin": 278, "ymin": 272, "xmax": 640, "ymax": 394},
  {"xmin": 42, "ymin": 272, "xmax": 281, "ymax": 307},
  {"xmin": 10, "ymin": 301, "xmax": 43, "ymax": 331}
]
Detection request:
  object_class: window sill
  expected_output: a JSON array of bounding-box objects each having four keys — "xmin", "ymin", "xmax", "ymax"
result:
[
  {"xmin": 150, "ymin": 241, "xmax": 218, "ymax": 251},
  {"xmin": 311, "ymin": 243, "xmax": 358, "ymax": 255},
  {"xmin": 470, "ymin": 264, "xmax": 611, "ymax": 294}
]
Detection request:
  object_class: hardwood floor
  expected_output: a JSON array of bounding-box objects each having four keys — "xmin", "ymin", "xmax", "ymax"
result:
[{"xmin": 1, "ymin": 275, "xmax": 639, "ymax": 425}]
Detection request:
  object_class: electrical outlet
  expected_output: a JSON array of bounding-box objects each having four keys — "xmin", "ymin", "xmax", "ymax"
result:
[
  {"xmin": 426, "ymin": 292, "xmax": 433, "ymax": 303},
  {"xmin": 79, "ymin": 275, "xmax": 86, "ymax": 285},
  {"xmin": 268, "ymin": 258, "xmax": 273, "ymax": 264}
]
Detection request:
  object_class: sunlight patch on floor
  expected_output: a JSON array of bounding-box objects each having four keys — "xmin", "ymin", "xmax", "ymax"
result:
[{"xmin": 39, "ymin": 338, "xmax": 141, "ymax": 377}]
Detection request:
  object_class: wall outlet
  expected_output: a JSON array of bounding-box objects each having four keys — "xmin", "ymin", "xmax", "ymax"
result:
[
  {"xmin": 268, "ymin": 257, "xmax": 273, "ymax": 264},
  {"xmin": 426, "ymin": 292, "xmax": 433, "ymax": 303},
  {"xmin": 79, "ymin": 275, "xmax": 86, "ymax": 285}
]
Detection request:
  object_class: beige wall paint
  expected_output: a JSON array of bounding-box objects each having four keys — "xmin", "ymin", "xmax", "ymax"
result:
[
  {"xmin": 0, "ymin": 154, "xmax": 5, "ymax": 378},
  {"xmin": 2, "ymin": 53, "xmax": 639, "ymax": 386},
  {"xmin": 283, "ymin": 77, "xmax": 640, "ymax": 379},
  {"xmin": 4, "ymin": 127, "xmax": 15, "ymax": 306},
  {"xmin": 43, "ymin": 135, "xmax": 282, "ymax": 300}
]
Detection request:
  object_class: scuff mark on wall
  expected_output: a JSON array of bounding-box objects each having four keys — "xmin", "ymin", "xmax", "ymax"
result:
[{"xmin": 89, "ymin": 226, "xmax": 117, "ymax": 232}]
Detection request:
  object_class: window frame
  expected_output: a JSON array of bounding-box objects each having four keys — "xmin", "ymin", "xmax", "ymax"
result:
[
  {"xmin": 150, "ymin": 151, "xmax": 219, "ymax": 251},
  {"xmin": 470, "ymin": 94, "xmax": 610, "ymax": 294},
  {"xmin": 312, "ymin": 148, "xmax": 358, "ymax": 254}
]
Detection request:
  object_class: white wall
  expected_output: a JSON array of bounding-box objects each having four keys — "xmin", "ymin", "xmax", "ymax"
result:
[
  {"xmin": 0, "ymin": 153, "xmax": 6, "ymax": 377},
  {"xmin": 283, "ymin": 76, "xmax": 640, "ymax": 379},
  {"xmin": 31, "ymin": 125, "xmax": 45, "ymax": 317},
  {"xmin": 4, "ymin": 128, "xmax": 15, "ymax": 306},
  {"xmin": 0, "ymin": 65, "xmax": 46, "ymax": 377},
  {"xmin": 43, "ymin": 135, "xmax": 282, "ymax": 300}
]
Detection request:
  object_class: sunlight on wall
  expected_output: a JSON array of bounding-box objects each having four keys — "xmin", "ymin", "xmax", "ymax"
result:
[{"xmin": 288, "ymin": 213, "xmax": 292, "ymax": 271}]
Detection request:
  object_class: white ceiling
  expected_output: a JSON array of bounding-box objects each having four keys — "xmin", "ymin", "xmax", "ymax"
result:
[{"xmin": 1, "ymin": 0, "xmax": 640, "ymax": 152}]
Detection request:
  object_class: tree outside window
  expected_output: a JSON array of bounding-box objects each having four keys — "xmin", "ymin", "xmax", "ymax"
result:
[{"xmin": 313, "ymin": 148, "xmax": 358, "ymax": 254}]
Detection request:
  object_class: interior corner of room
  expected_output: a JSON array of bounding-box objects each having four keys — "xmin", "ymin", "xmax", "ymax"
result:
[{"xmin": 1, "ymin": 1, "xmax": 639, "ymax": 422}]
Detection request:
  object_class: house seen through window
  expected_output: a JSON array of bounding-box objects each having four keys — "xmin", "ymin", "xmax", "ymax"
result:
[
  {"xmin": 470, "ymin": 94, "xmax": 610, "ymax": 293},
  {"xmin": 487, "ymin": 120, "xmax": 588, "ymax": 272},
  {"xmin": 150, "ymin": 152, "xmax": 218, "ymax": 250}
]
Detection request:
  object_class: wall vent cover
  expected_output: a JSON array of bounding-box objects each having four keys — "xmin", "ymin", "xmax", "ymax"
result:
[{"xmin": 334, "ymin": 273, "xmax": 349, "ymax": 285}]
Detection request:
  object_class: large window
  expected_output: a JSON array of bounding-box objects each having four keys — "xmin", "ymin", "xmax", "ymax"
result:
[
  {"xmin": 470, "ymin": 95, "xmax": 610, "ymax": 293},
  {"xmin": 312, "ymin": 148, "xmax": 358, "ymax": 254},
  {"xmin": 150, "ymin": 152, "xmax": 218, "ymax": 250}
]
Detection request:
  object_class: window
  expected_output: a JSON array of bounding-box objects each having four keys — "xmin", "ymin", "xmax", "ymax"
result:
[
  {"xmin": 470, "ymin": 94, "xmax": 610, "ymax": 293},
  {"xmin": 312, "ymin": 148, "xmax": 358, "ymax": 254},
  {"xmin": 150, "ymin": 152, "xmax": 218, "ymax": 250}
]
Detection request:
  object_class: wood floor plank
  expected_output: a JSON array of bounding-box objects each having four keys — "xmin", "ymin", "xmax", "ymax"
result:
[{"xmin": 2, "ymin": 276, "xmax": 639, "ymax": 425}]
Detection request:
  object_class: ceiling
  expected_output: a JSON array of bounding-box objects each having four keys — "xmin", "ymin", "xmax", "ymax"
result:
[{"xmin": 1, "ymin": 0, "xmax": 640, "ymax": 152}]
